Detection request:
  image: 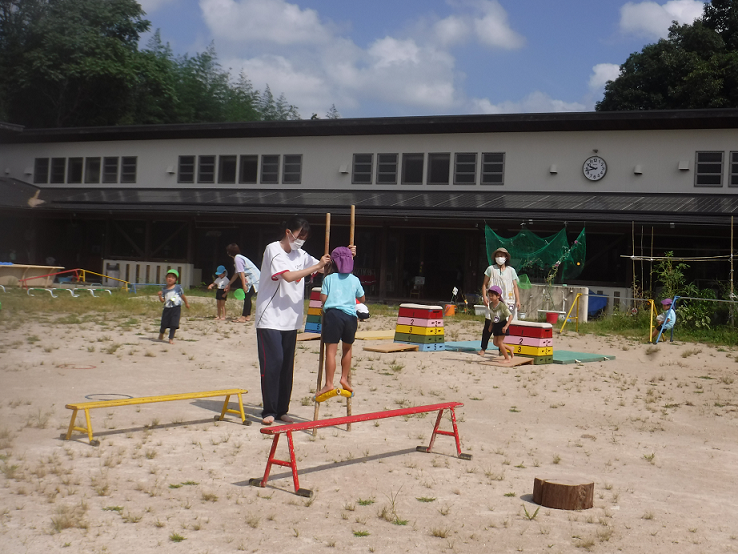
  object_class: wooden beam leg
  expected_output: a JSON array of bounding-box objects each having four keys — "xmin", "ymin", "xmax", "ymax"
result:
[
  {"xmin": 83, "ymin": 409, "xmax": 96, "ymax": 445},
  {"xmin": 237, "ymin": 392, "xmax": 247, "ymax": 424},
  {"xmin": 65, "ymin": 409, "xmax": 78, "ymax": 440},
  {"xmin": 216, "ymin": 395, "xmax": 230, "ymax": 421},
  {"xmin": 449, "ymin": 407, "xmax": 471, "ymax": 459},
  {"xmin": 312, "ymin": 336, "xmax": 326, "ymax": 436},
  {"xmin": 250, "ymin": 433, "xmax": 281, "ymax": 488}
]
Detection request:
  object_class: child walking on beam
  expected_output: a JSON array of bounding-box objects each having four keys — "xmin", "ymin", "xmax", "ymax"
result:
[{"xmin": 316, "ymin": 246, "xmax": 365, "ymax": 397}]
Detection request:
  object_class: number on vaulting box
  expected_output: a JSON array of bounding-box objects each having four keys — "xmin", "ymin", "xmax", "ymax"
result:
[{"xmin": 394, "ymin": 303, "xmax": 445, "ymax": 350}]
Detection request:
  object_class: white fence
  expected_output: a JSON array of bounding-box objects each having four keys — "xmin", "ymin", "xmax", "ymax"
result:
[{"xmin": 103, "ymin": 260, "xmax": 195, "ymax": 289}]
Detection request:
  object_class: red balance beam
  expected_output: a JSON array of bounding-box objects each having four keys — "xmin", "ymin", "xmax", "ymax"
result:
[{"xmin": 249, "ymin": 402, "xmax": 471, "ymax": 497}]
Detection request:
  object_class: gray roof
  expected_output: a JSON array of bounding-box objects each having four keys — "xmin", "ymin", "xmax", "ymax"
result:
[{"xmin": 2, "ymin": 178, "xmax": 735, "ymax": 224}]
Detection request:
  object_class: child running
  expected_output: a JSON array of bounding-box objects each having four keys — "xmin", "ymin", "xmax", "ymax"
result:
[
  {"xmin": 478, "ymin": 285, "xmax": 514, "ymax": 362},
  {"xmin": 157, "ymin": 269, "xmax": 190, "ymax": 344},
  {"xmin": 207, "ymin": 265, "xmax": 229, "ymax": 320},
  {"xmin": 316, "ymin": 246, "xmax": 365, "ymax": 396}
]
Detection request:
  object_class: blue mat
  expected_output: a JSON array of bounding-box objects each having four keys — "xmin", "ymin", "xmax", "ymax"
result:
[
  {"xmin": 443, "ymin": 340, "xmax": 494, "ymax": 352},
  {"xmin": 442, "ymin": 341, "xmax": 614, "ymax": 364}
]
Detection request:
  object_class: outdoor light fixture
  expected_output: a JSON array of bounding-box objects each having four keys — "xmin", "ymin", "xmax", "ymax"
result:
[
  {"xmin": 549, "ymin": 164, "xmax": 558, "ymax": 174},
  {"xmin": 166, "ymin": 166, "xmax": 176, "ymax": 174},
  {"xmin": 339, "ymin": 164, "xmax": 349, "ymax": 174},
  {"xmin": 634, "ymin": 165, "xmax": 643, "ymax": 175},
  {"xmin": 24, "ymin": 167, "xmax": 33, "ymax": 175},
  {"xmin": 678, "ymin": 160, "xmax": 690, "ymax": 171}
]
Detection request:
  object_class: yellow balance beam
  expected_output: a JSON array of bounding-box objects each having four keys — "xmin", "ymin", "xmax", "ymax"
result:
[{"xmin": 65, "ymin": 388, "xmax": 247, "ymax": 445}]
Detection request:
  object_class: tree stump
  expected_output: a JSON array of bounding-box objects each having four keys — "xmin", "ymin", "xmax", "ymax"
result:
[{"xmin": 532, "ymin": 477, "xmax": 594, "ymax": 510}]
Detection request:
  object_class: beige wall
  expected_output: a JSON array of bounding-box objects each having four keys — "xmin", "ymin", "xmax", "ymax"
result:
[{"xmin": 2, "ymin": 127, "xmax": 737, "ymax": 194}]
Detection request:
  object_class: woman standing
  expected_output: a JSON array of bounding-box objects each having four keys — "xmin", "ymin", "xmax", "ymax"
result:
[
  {"xmin": 254, "ymin": 217, "xmax": 336, "ymax": 425},
  {"xmin": 225, "ymin": 244, "xmax": 260, "ymax": 322},
  {"xmin": 482, "ymin": 247, "xmax": 521, "ymax": 318}
]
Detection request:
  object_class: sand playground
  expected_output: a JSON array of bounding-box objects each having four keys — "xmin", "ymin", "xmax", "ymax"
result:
[{"xmin": 1, "ymin": 293, "xmax": 738, "ymax": 553}]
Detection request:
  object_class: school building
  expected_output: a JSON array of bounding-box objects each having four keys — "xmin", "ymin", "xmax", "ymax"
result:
[{"xmin": 1, "ymin": 109, "xmax": 737, "ymax": 301}]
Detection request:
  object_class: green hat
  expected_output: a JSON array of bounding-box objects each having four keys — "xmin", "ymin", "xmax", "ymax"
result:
[{"xmin": 166, "ymin": 269, "xmax": 179, "ymax": 278}]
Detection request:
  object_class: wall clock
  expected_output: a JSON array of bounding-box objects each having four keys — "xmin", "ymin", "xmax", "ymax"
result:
[{"xmin": 582, "ymin": 156, "xmax": 607, "ymax": 181}]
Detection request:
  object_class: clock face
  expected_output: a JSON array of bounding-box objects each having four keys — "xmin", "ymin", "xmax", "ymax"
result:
[{"xmin": 583, "ymin": 156, "xmax": 607, "ymax": 181}]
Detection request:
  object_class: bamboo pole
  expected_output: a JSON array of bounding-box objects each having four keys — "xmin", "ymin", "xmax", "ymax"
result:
[
  {"xmin": 347, "ymin": 205, "xmax": 355, "ymax": 431},
  {"xmin": 312, "ymin": 213, "xmax": 331, "ymax": 434}
]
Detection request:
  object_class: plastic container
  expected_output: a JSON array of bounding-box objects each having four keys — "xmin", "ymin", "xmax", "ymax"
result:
[
  {"xmin": 444, "ymin": 304, "xmax": 456, "ymax": 316},
  {"xmin": 545, "ymin": 312, "xmax": 559, "ymax": 325},
  {"xmin": 474, "ymin": 304, "xmax": 487, "ymax": 316}
]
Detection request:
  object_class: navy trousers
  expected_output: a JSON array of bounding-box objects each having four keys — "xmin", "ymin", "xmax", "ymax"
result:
[{"xmin": 256, "ymin": 328, "xmax": 297, "ymax": 419}]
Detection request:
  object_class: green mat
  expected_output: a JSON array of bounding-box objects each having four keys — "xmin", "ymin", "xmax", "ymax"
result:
[{"xmin": 553, "ymin": 351, "xmax": 615, "ymax": 364}]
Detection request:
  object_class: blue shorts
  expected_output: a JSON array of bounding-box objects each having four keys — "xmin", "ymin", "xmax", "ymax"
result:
[{"xmin": 322, "ymin": 308, "xmax": 358, "ymax": 344}]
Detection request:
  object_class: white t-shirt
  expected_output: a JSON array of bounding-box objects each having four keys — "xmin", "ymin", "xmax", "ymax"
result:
[
  {"xmin": 214, "ymin": 276, "xmax": 228, "ymax": 290},
  {"xmin": 255, "ymin": 241, "xmax": 319, "ymax": 331},
  {"xmin": 484, "ymin": 264, "xmax": 519, "ymax": 314}
]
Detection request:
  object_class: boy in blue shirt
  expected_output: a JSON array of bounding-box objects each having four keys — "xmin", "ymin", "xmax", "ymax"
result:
[{"xmin": 317, "ymin": 246, "xmax": 365, "ymax": 397}]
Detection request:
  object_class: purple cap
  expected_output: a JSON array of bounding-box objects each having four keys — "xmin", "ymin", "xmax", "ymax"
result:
[
  {"xmin": 488, "ymin": 285, "xmax": 503, "ymax": 296},
  {"xmin": 331, "ymin": 246, "xmax": 354, "ymax": 273},
  {"xmin": 661, "ymin": 298, "xmax": 673, "ymax": 306}
]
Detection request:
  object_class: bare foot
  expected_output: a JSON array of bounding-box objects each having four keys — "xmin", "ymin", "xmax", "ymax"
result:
[
  {"xmin": 233, "ymin": 317, "xmax": 247, "ymax": 323},
  {"xmin": 477, "ymin": 350, "xmax": 486, "ymax": 357},
  {"xmin": 279, "ymin": 414, "xmax": 293, "ymax": 423},
  {"xmin": 261, "ymin": 416, "xmax": 275, "ymax": 425},
  {"xmin": 244, "ymin": 316, "xmax": 251, "ymax": 321},
  {"xmin": 501, "ymin": 358, "xmax": 513, "ymax": 364},
  {"xmin": 339, "ymin": 378, "xmax": 353, "ymax": 393},
  {"xmin": 158, "ymin": 333, "xmax": 164, "ymax": 341},
  {"xmin": 169, "ymin": 339, "xmax": 174, "ymax": 344},
  {"xmin": 316, "ymin": 385, "xmax": 335, "ymax": 396}
]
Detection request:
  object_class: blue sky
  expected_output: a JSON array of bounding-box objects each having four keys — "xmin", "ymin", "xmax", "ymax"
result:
[{"xmin": 138, "ymin": 0, "xmax": 708, "ymax": 118}]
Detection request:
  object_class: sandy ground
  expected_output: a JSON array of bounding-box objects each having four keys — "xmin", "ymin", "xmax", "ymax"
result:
[{"xmin": 1, "ymin": 296, "xmax": 738, "ymax": 553}]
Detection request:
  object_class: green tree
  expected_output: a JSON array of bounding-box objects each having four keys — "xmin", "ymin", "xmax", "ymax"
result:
[
  {"xmin": 1, "ymin": 0, "xmax": 150, "ymax": 126},
  {"xmin": 597, "ymin": 0, "xmax": 738, "ymax": 110}
]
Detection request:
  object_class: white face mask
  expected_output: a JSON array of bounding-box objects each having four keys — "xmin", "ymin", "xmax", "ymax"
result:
[
  {"xmin": 495, "ymin": 256, "xmax": 507, "ymax": 265},
  {"xmin": 288, "ymin": 231, "xmax": 305, "ymax": 250}
]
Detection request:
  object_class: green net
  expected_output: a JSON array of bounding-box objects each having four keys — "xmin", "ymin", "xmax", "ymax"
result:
[{"xmin": 485, "ymin": 227, "xmax": 586, "ymax": 283}]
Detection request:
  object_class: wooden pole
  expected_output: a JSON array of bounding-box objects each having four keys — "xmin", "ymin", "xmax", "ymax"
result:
[
  {"xmin": 731, "ymin": 216, "xmax": 734, "ymax": 327},
  {"xmin": 347, "ymin": 205, "xmax": 355, "ymax": 431},
  {"xmin": 312, "ymin": 213, "xmax": 331, "ymax": 434}
]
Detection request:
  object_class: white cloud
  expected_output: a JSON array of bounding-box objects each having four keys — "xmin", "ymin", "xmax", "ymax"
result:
[
  {"xmin": 199, "ymin": 0, "xmax": 329, "ymax": 45},
  {"xmin": 470, "ymin": 92, "xmax": 587, "ymax": 114},
  {"xmin": 589, "ymin": 63, "xmax": 621, "ymax": 91},
  {"xmin": 472, "ymin": 0, "xmax": 526, "ymax": 49},
  {"xmin": 619, "ymin": 0, "xmax": 704, "ymax": 39},
  {"xmin": 432, "ymin": 1, "xmax": 525, "ymax": 49}
]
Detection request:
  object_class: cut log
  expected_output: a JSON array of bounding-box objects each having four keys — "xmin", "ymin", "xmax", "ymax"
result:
[{"xmin": 532, "ymin": 477, "xmax": 594, "ymax": 510}]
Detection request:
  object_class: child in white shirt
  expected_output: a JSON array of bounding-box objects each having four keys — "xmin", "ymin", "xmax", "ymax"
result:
[{"xmin": 207, "ymin": 265, "xmax": 229, "ymax": 320}]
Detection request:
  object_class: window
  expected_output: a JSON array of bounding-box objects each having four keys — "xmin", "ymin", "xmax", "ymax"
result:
[
  {"xmin": 377, "ymin": 153, "xmax": 398, "ymax": 184},
  {"xmin": 454, "ymin": 153, "xmax": 477, "ymax": 185},
  {"xmin": 120, "ymin": 157, "xmax": 137, "ymax": 183},
  {"xmin": 219, "ymin": 155, "xmax": 237, "ymax": 184},
  {"xmin": 401, "ymin": 153, "xmax": 424, "ymax": 184},
  {"xmin": 261, "ymin": 155, "xmax": 279, "ymax": 184},
  {"xmin": 481, "ymin": 152, "xmax": 504, "ymax": 185},
  {"xmin": 731, "ymin": 152, "xmax": 738, "ymax": 187},
  {"xmin": 50, "ymin": 158, "xmax": 66, "ymax": 183},
  {"xmin": 198, "ymin": 155, "xmax": 215, "ymax": 184},
  {"xmin": 67, "ymin": 158, "xmax": 83, "ymax": 183},
  {"xmin": 178, "ymin": 156, "xmax": 195, "ymax": 183},
  {"xmin": 427, "ymin": 153, "xmax": 450, "ymax": 185},
  {"xmin": 695, "ymin": 151, "xmax": 723, "ymax": 187},
  {"xmin": 84, "ymin": 157, "xmax": 101, "ymax": 183},
  {"xmin": 33, "ymin": 158, "xmax": 49, "ymax": 184},
  {"xmin": 283, "ymin": 155, "xmax": 302, "ymax": 184},
  {"xmin": 239, "ymin": 155, "xmax": 258, "ymax": 183},
  {"xmin": 102, "ymin": 157, "xmax": 119, "ymax": 183},
  {"xmin": 352, "ymin": 154, "xmax": 373, "ymax": 184}
]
